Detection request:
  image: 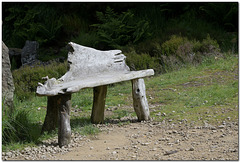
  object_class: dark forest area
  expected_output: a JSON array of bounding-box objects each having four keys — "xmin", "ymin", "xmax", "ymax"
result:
[
  {"xmin": 3, "ymin": 2, "xmax": 238, "ymax": 50},
  {"xmin": 2, "ymin": 2, "xmax": 239, "ymax": 100}
]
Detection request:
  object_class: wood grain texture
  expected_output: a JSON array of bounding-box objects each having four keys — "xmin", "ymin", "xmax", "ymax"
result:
[
  {"xmin": 58, "ymin": 94, "xmax": 72, "ymax": 147},
  {"xmin": 36, "ymin": 42, "xmax": 154, "ymax": 96},
  {"xmin": 41, "ymin": 96, "xmax": 59, "ymax": 133},
  {"xmin": 132, "ymin": 79, "xmax": 150, "ymax": 121},
  {"xmin": 91, "ymin": 85, "xmax": 107, "ymax": 124}
]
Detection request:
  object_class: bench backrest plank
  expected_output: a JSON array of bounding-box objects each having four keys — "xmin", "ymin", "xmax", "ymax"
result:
[
  {"xmin": 60, "ymin": 42, "xmax": 130, "ymax": 82},
  {"xmin": 37, "ymin": 42, "xmax": 154, "ymax": 96}
]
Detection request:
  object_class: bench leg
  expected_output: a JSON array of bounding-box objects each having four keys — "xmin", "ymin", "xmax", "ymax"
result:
[
  {"xmin": 58, "ymin": 94, "xmax": 72, "ymax": 147},
  {"xmin": 41, "ymin": 96, "xmax": 59, "ymax": 133},
  {"xmin": 131, "ymin": 78, "xmax": 150, "ymax": 121},
  {"xmin": 91, "ymin": 85, "xmax": 107, "ymax": 124}
]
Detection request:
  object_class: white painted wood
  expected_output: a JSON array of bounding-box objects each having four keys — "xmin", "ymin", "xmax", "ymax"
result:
[
  {"xmin": 132, "ymin": 79, "xmax": 150, "ymax": 121},
  {"xmin": 36, "ymin": 42, "xmax": 154, "ymax": 96}
]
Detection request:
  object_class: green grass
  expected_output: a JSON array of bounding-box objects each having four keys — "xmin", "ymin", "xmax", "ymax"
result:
[
  {"xmin": 72, "ymin": 88, "xmax": 93, "ymax": 111},
  {"xmin": 70, "ymin": 117, "xmax": 99, "ymax": 135},
  {"xmin": 112, "ymin": 109, "xmax": 130, "ymax": 119},
  {"xmin": 147, "ymin": 55, "xmax": 238, "ymax": 125},
  {"xmin": 2, "ymin": 54, "xmax": 238, "ymax": 152}
]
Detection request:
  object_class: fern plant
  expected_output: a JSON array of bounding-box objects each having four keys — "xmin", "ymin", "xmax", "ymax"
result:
[
  {"xmin": 92, "ymin": 6, "xmax": 151, "ymax": 49},
  {"xmin": 3, "ymin": 3, "xmax": 63, "ymax": 48}
]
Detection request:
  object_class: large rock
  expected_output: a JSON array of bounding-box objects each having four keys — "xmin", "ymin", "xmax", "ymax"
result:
[
  {"xmin": 21, "ymin": 40, "xmax": 39, "ymax": 66},
  {"xmin": 2, "ymin": 42, "xmax": 15, "ymax": 113}
]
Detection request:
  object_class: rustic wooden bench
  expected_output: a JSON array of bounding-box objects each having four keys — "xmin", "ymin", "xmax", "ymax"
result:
[{"xmin": 36, "ymin": 42, "xmax": 154, "ymax": 147}]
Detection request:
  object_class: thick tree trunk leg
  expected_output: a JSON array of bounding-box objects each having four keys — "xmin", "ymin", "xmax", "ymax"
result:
[
  {"xmin": 131, "ymin": 78, "xmax": 150, "ymax": 121},
  {"xmin": 41, "ymin": 96, "xmax": 59, "ymax": 133},
  {"xmin": 58, "ymin": 94, "xmax": 72, "ymax": 147},
  {"xmin": 91, "ymin": 85, "xmax": 107, "ymax": 124}
]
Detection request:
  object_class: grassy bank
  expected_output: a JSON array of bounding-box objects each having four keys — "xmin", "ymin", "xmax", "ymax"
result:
[
  {"xmin": 2, "ymin": 54, "xmax": 238, "ymax": 152},
  {"xmin": 147, "ymin": 55, "xmax": 238, "ymax": 124}
]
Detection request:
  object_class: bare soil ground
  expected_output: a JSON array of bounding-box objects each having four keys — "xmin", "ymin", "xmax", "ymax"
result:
[
  {"xmin": 6, "ymin": 119, "xmax": 238, "ymax": 161},
  {"xmin": 53, "ymin": 121, "xmax": 239, "ymax": 161}
]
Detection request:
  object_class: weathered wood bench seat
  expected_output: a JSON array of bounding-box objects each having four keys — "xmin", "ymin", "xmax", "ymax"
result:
[{"xmin": 36, "ymin": 42, "xmax": 154, "ymax": 147}]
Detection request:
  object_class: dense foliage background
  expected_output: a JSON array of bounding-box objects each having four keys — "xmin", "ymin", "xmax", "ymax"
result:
[
  {"xmin": 3, "ymin": 2, "xmax": 238, "ymax": 50},
  {"xmin": 2, "ymin": 2, "xmax": 238, "ymax": 101}
]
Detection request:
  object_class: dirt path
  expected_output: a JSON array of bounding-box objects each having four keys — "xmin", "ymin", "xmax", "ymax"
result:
[
  {"xmin": 49, "ymin": 121, "xmax": 238, "ymax": 161},
  {"xmin": 4, "ymin": 120, "xmax": 238, "ymax": 160}
]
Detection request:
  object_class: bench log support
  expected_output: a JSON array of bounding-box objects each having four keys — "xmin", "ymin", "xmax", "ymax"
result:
[
  {"xmin": 41, "ymin": 96, "xmax": 59, "ymax": 133},
  {"xmin": 58, "ymin": 94, "xmax": 72, "ymax": 147},
  {"xmin": 37, "ymin": 42, "xmax": 154, "ymax": 147},
  {"xmin": 132, "ymin": 78, "xmax": 150, "ymax": 121},
  {"xmin": 91, "ymin": 85, "xmax": 107, "ymax": 124},
  {"xmin": 41, "ymin": 94, "xmax": 72, "ymax": 147}
]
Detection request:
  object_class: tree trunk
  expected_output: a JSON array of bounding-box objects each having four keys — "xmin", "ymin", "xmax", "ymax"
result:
[
  {"xmin": 131, "ymin": 79, "xmax": 150, "ymax": 121},
  {"xmin": 91, "ymin": 85, "xmax": 107, "ymax": 124},
  {"xmin": 58, "ymin": 94, "xmax": 72, "ymax": 147}
]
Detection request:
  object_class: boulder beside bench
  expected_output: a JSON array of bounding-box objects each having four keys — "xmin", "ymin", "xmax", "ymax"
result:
[{"xmin": 36, "ymin": 42, "xmax": 154, "ymax": 147}]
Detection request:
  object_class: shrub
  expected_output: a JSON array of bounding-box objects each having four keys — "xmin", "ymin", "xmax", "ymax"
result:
[
  {"xmin": 159, "ymin": 34, "xmax": 221, "ymax": 69},
  {"xmin": 125, "ymin": 50, "xmax": 161, "ymax": 73},
  {"xmin": 133, "ymin": 38, "xmax": 162, "ymax": 57},
  {"xmin": 198, "ymin": 34, "xmax": 221, "ymax": 55},
  {"xmin": 124, "ymin": 34, "xmax": 221, "ymax": 74},
  {"xmin": 161, "ymin": 35, "xmax": 189, "ymax": 56},
  {"xmin": 12, "ymin": 61, "xmax": 68, "ymax": 101}
]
